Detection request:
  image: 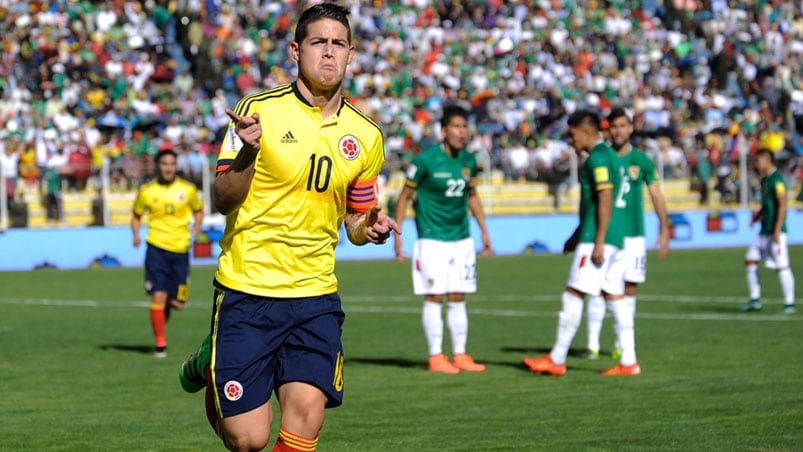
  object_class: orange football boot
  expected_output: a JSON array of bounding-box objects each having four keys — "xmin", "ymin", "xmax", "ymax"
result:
[
  {"xmin": 522, "ymin": 354, "xmax": 566, "ymax": 376},
  {"xmin": 452, "ymin": 354, "xmax": 486, "ymax": 372},
  {"xmin": 428, "ymin": 354, "xmax": 460, "ymax": 374},
  {"xmin": 601, "ymin": 363, "xmax": 641, "ymax": 376}
]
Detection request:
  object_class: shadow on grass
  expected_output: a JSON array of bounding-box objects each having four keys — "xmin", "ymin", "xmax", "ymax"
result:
[
  {"xmin": 99, "ymin": 344, "xmax": 155, "ymax": 355},
  {"xmin": 346, "ymin": 357, "xmax": 427, "ymax": 370}
]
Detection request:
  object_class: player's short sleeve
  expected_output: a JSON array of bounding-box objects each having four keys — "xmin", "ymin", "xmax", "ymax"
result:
[
  {"xmin": 588, "ymin": 153, "xmax": 613, "ymax": 191},
  {"xmin": 775, "ymin": 180, "xmax": 785, "ymax": 197},
  {"xmin": 405, "ymin": 153, "xmax": 427, "ymax": 188},
  {"xmin": 346, "ymin": 132, "xmax": 385, "ymax": 213},
  {"xmin": 215, "ymin": 98, "xmax": 253, "ymax": 174},
  {"xmin": 641, "ymin": 154, "xmax": 658, "ymax": 186},
  {"xmin": 132, "ymin": 186, "xmax": 147, "ymax": 216},
  {"xmin": 189, "ymin": 184, "xmax": 203, "ymax": 211},
  {"xmin": 467, "ymin": 153, "xmax": 480, "ymax": 187}
]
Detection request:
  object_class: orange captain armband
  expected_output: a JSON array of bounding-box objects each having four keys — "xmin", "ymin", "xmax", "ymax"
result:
[{"xmin": 347, "ymin": 176, "xmax": 378, "ymax": 213}]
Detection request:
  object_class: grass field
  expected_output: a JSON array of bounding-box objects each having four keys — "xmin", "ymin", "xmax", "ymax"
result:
[{"xmin": 1, "ymin": 247, "xmax": 801, "ymax": 451}]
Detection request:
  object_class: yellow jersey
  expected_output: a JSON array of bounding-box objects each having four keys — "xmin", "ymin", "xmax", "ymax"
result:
[
  {"xmin": 133, "ymin": 177, "xmax": 203, "ymax": 253},
  {"xmin": 214, "ymin": 82, "xmax": 384, "ymax": 298}
]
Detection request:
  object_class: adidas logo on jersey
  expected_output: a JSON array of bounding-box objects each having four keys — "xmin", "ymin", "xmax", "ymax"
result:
[{"xmin": 280, "ymin": 131, "xmax": 298, "ymax": 143}]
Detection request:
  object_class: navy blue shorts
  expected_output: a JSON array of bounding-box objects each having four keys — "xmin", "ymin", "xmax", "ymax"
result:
[
  {"xmin": 209, "ymin": 284, "xmax": 346, "ymax": 419},
  {"xmin": 144, "ymin": 244, "xmax": 189, "ymax": 303}
]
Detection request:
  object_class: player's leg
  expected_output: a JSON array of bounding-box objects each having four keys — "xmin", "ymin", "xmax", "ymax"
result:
[
  {"xmin": 274, "ymin": 383, "xmax": 326, "ymax": 452},
  {"xmin": 524, "ymin": 243, "xmax": 601, "ymax": 376},
  {"xmin": 168, "ymin": 251, "xmax": 190, "ymax": 311},
  {"xmin": 413, "ymin": 239, "xmax": 458, "ymax": 373},
  {"xmin": 210, "ymin": 290, "xmax": 287, "ymax": 450},
  {"xmin": 601, "ymin": 247, "xmax": 640, "ymax": 376},
  {"xmin": 615, "ymin": 236, "xmax": 646, "ymax": 359},
  {"xmin": 741, "ymin": 235, "xmax": 764, "ymax": 312},
  {"xmin": 446, "ymin": 238, "xmax": 484, "ymax": 371},
  {"xmin": 770, "ymin": 233, "xmax": 796, "ymax": 314},
  {"xmin": 144, "ymin": 245, "xmax": 169, "ymax": 357},
  {"xmin": 584, "ymin": 294, "xmax": 605, "ymax": 359},
  {"xmin": 272, "ymin": 294, "xmax": 346, "ymax": 451}
]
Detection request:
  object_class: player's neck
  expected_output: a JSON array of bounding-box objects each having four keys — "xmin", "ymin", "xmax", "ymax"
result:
[
  {"xmin": 295, "ymin": 77, "xmax": 342, "ymax": 119},
  {"xmin": 442, "ymin": 143, "xmax": 460, "ymax": 157},
  {"xmin": 615, "ymin": 142, "xmax": 632, "ymax": 155}
]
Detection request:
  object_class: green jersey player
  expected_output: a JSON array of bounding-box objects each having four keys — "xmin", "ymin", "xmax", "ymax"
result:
[
  {"xmin": 585, "ymin": 108, "xmax": 670, "ymax": 361},
  {"xmin": 740, "ymin": 149, "xmax": 796, "ymax": 314},
  {"xmin": 524, "ymin": 109, "xmax": 638, "ymax": 377},
  {"xmin": 394, "ymin": 104, "xmax": 492, "ymax": 374}
]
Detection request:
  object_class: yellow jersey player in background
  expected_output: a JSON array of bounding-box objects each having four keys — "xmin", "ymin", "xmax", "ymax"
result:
[
  {"xmin": 178, "ymin": 4, "xmax": 399, "ymax": 451},
  {"xmin": 131, "ymin": 149, "xmax": 203, "ymax": 358}
]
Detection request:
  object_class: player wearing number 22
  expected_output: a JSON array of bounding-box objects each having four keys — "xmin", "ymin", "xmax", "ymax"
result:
[
  {"xmin": 393, "ymin": 104, "xmax": 492, "ymax": 375},
  {"xmin": 523, "ymin": 110, "xmax": 640, "ymax": 376},
  {"xmin": 178, "ymin": 4, "xmax": 400, "ymax": 451}
]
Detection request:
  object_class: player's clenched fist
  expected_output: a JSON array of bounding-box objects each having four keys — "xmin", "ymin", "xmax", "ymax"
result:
[{"xmin": 225, "ymin": 108, "xmax": 262, "ymax": 152}]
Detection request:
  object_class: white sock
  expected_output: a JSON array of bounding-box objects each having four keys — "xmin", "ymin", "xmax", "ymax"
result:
[
  {"xmin": 610, "ymin": 299, "xmax": 637, "ymax": 366},
  {"xmin": 746, "ymin": 264, "xmax": 761, "ymax": 300},
  {"xmin": 586, "ymin": 294, "xmax": 606, "ymax": 352},
  {"xmin": 616, "ymin": 295, "xmax": 637, "ymax": 351},
  {"xmin": 550, "ymin": 291, "xmax": 584, "ymax": 365},
  {"xmin": 446, "ymin": 301, "xmax": 468, "ymax": 355},
  {"xmin": 422, "ymin": 301, "xmax": 443, "ymax": 356},
  {"xmin": 779, "ymin": 269, "xmax": 796, "ymax": 305}
]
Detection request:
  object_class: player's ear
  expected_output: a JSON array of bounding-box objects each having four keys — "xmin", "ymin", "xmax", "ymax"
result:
[{"xmin": 289, "ymin": 41, "xmax": 300, "ymax": 62}]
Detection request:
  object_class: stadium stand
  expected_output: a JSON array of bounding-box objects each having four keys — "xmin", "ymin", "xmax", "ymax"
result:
[{"xmin": 1, "ymin": 1, "xmax": 803, "ymax": 228}]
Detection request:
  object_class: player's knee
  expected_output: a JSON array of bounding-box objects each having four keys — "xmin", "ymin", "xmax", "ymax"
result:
[{"xmin": 221, "ymin": 429, "xmax": 270, "ymax": 452}]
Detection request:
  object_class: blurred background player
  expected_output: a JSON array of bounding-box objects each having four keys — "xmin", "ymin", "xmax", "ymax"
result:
[
  {"xmin": 740, "ymin": 149, "xmax": 796, "ymax": 314},
  {"xmin": 523, "ymin": 110, "xmax": 638, "ymax": 377},
  {"xmin": 584, "ymin": 108, "xmax": 670, "ymax": 360},
  {"xmin": 131, "ymin": 149, "xmax": 203, "ymax": 358},
  {"xmin": 393, "ymin": 104, "xmax": 492, "ymax": 374},
  {"xmin": 178, "ymin": 4, "xmax": 399, "ymax": 451}
]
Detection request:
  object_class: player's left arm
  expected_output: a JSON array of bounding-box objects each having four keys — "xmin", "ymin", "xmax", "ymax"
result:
[
  {"xmin": 467, "ymin": 186, "xmax": 492, "ymax": 257},
  {"xmin": 345, "ymin": 205, "xmax": 400, "ymax": 246},
  {"xmin": 647, "ymin": 182, "xmax": 670, "ymax": 259},
  {"xmin": 344, "ymin": 132, "xmax": 400, "ymax": 246},
  {"xmin": 773, "ymin": 182, "xmax": 787, "ymax": 244}
]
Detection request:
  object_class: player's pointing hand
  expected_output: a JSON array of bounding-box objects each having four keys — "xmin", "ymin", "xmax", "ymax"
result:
[
  {"xmin": 365, "ymin": 205, "xmax": 400, "ymax": 245},
  {"xmin": 225, "ymin": 108, "xmax": 262, "ymax": 152}
]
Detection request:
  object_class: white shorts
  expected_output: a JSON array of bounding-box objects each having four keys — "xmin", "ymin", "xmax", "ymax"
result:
[
  {"xmin": 412, "ymin": 238, "xmax": 477, "ymax": 295},
  {"xmin": 623, "ymin": 236, "xmax": 647, "ymax": 284},
  {"xmin": 745, "ymin": 233, "xmax": 790, "ymax": 270},
  {"xmin": 566, "ymin": 243, "xmax": 625, "ymax": 296}
]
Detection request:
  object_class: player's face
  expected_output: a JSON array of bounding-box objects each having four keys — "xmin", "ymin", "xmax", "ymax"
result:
[
  {"xmin": 567, "ymin": 125, "xmax": 594, "ymax": 154},
  {"xmin": 291, "ymin": 18, "xmax": 354, "ymax": 92},
  {"xmin": 157, "ymin": 154, "xmax": 177, "ymax": 183},
  {"xmin": 608, "ymin": 117, "xmax": 633, "ymax": 150},
  {"xmin": 753, "ymin": 154, "xmax": 770, "ymax": 175},
  {"xmin": 442, "ymin": 115, "xmax": 468, "ymax": 152}
]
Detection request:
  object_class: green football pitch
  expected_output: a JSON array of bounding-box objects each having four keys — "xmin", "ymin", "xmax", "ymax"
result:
[{"xmin": 1, "ymin": 247, "xmax": 801, "ymax": 451}]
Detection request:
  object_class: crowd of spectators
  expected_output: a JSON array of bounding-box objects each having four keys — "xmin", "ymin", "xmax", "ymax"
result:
[{"xmin": 1, "ymin": 0, "xmax": 803, "ymax": 219}]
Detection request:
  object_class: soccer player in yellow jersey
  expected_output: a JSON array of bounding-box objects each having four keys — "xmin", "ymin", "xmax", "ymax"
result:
[
  {"xmin": 131, "ymin": 149, "xmax": 203, "ymax": 358},
  {"xmin": 178, "ymin": 4, "xmax": 399, "ymax": 451}
]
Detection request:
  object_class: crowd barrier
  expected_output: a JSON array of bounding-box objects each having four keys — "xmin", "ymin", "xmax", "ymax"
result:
[{"xmin": 0, "ymin": 208, "xmax": 801, "ymax": 272}]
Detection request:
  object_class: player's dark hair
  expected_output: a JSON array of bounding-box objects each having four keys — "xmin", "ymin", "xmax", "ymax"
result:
[
  {"xmin": 607, "ymin": 107, "xmax": 632, "ymax": 124},
  {"xmin": 155, "ymin": 149, "xmax": 177, "ymax": 164},
  {"xmin": 295, "ymin": 2, "xmax": 351, "ymax": 44},
  {"xmin": 441, "ymin": 104, "xmax": 469, "ymax": 128},
  {"xmin": 567, "ymin": 110, "xmax": 601, "ymax": 131},
  {"xmin": 755, "ymin": 148, "xmax": 775, "ymax": 164}
]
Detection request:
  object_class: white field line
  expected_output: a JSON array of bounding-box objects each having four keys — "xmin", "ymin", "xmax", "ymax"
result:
[{"xmin": 0, "ymin": 296, "xmax": 798, "ymax": 322}]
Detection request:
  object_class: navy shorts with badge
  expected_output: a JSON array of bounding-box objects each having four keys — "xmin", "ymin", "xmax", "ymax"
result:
[
  {"xmin": 144, "ymin": 244, "xmax": 189, "ymax": 302},
  {"xmin": 210, "ymin": 284, "xmax": 346, "ymax": 419}
]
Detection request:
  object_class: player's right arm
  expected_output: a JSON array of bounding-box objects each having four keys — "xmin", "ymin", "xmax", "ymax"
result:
[
  {"xmin": 131, "ymin": 187, "xmax": 146, "ymax": 248},
  {"xmin": 648, "ymin": 182, "xmax": 670, "ymax": 259},
  {"xmin": 772, "ymin": 179, "xmax": 787, "ymax": 243},
  {"xmin": 393, "ymin": 184, "xmax": 416, "ymax": 262},
  {"xmin": 213, "ymin": 109, "xmax": 261, "ymax": 215}
]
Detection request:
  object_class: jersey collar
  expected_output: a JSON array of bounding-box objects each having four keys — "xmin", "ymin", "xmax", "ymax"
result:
[{"xmin": 291, "ymin": 81, "xmax": 345, "ymax": 116}]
